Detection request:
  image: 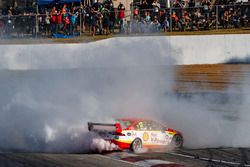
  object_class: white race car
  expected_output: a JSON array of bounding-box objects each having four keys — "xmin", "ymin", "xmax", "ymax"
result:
[{"xmin": 88, "ymin": 118, "xmax": 183, "ymax": 152}]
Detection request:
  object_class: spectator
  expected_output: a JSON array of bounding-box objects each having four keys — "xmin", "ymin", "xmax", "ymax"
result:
[
  {"xmin": 0, "ymin": 19, "xmax": 4, "ymax": 38},
  {"xmin": 5, "ymin": 9, "xmax": 13, "ymax": 38},
  {"xmin": 145, "ymin": 11, "xmax": 151, "ymax": 23},
  {"xmin": 140, "ymin": 11, "xmax": 151, "ymax": 32},
  {"xmin": 44, "ymin": 10, "xmax": 51, "ymax": 36},
  {"xmin": 151, "ymin": 15, "xmax": 161, "ymax": 32},
  {"xmin": 152, "ymin": 0, "xmax": 160, "ymax": 17},
  {"xmin": 222, "ymin": 10, "xmax": 230, "ymax": 28},
  {"xmin": 69, "ymin": 8, "xmax": 79, "ymax": 35},
  {"xmin": 171, "ymin": 11, "xmax": 179, "ymax": 30},
  {"xmin": 183, "ymin": 10, "xmax": 192, "ymax": 30},
  {"xmin": 140, "ymin": 0, "xmax": 149, "ymax": 17},
  {"xmin": 173, "ymin": 0, "xmax": 184, "ymax": 8},
  {"xmin": 61, "ymin": 4, "xmax": 67, "ymax": 18},
  {"xmin": 102, "ymin": 5, "xmax": 111, "ymax": 35},
  {"xmin": 192, "ymin": 8, "xmax": 204, "ymax": 30},
  {"xmin": 188, "ymin": 0, "xmax": 196, "ymax": 7},
  {"xmin": 134, "ymin": 6, "xmax": 139, "ymax": 17},
  {"xmin": 172, "ymin": 0, "xmax": 184, "ymax": 17},
  {"xmin": 55, "ymin": 9, "xmax": 63, "ymax": 34},
  {"xmin": 50, "ymin": 6, "xmax": 57, "ymax": 34},
  {"xmin": 15, "ymin": 11, "xmax": 26, "ymax": 37},
  {"xmin": 92, "ymin": 0, "xmax": 104, "ymax": 34},
  {"xmin": 160, "ymin": 10, "xmax": 169, "ymax": 32},
  {"xmin": 118, "ymin": 2, "xmax": 125, "ymax": 33},
  {"xmin": 84, "ymin": 5, "xmax": 91, "ymax": 33},
  {"xmin": 63, "ymin": 9, "xmax": 70, "ymax": 35},
  {"xmin": 178, "ymin": 14, "xmax": 186, "ymax": 31},
  {"xmin": 208, "ymin": 11, "xmax": 217, "ymax": 29},
  {"xmin": 107, "ymin": 2, "xmax": 115, "ymax": 34},
  {"xmin": 201, "ymin": 0, "xmax": 212, "ymax": 19},
  {"xmin": 130, "ymin": 15, "xmax": 140, "ymax": 33},
  {"xmin": 92, "ymin": 0, "xmax": 103, "ymax": 12},
  {"xmin": 89, "ymin": 7, "xmax": 97, "ymax": 36}
]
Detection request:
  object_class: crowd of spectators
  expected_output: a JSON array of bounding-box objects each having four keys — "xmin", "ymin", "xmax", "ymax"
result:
[
  {"xmin": 0, "ymin": 0, "xmax": 250, "ymax": 38},
  {"xmin": 129, "ymin": 0, "xmax": 250, "ymax": 32},
  {"xmin": 0, "ymin": 6, "xmax": 37, "ymax": 38}
]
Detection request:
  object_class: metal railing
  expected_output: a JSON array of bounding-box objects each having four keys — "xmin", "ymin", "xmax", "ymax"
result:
[{"xmin": 0, "ymin": 3, "xmax": 249, "ymax": 39}]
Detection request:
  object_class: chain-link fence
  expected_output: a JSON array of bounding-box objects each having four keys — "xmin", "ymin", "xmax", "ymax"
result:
[
  {"xmin": 0, "ymin": 4, "xmax": 249, "ymax": 39},
  {"xmin": 0, "ymin": 13, "xmax": 82, "ymax": 38}
]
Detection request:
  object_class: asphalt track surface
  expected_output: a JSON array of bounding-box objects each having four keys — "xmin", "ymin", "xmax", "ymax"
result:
[{"xmin": 1, "ymin": 148, "xmax": 250, "ymax": 167}]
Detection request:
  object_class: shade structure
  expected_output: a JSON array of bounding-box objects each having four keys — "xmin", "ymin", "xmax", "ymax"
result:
[{"xmin": 36, "ymin": 0, "xmax": 81, "ymax": 5}]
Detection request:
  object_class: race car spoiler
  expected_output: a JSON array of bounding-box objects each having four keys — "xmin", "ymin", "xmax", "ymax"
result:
[{"xmin": 88, "ymin": 122, "xmax": 122, "ymax": 133}]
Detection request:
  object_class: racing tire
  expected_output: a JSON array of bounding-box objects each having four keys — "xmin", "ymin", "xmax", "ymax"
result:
[
  {"xmin": 131, "ymin": 138, "xmax": 142, "ymax": 153},
  {"xmin": 171, "ymin": 134, "xmax": 183, "ymax": 148}
]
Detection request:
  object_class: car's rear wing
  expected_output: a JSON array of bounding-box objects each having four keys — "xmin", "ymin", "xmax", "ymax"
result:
[{"xmin": 87, "ymin": 122, "xmax": 122, "ymax": 133}]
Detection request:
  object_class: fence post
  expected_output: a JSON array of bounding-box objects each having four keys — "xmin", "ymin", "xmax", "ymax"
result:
[
  {"xmin": 216, "ymin": 5, "xmax": 218, "ymax": 30},
  {"xmin": 80, "ymin": 10, "xmax": 82, "ymax": 36},
  {"xmin": 36, "ymin": 4, "xmax": 38, "ymax": 39},
  {"xmin": 170, "ymin": 7, "xmax": 172, "ymax": 32}
]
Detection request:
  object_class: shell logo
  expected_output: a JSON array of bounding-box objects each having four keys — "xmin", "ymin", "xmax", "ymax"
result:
[{"xmin": 143, "ymin": 132, "xmax": 149, "ymax": 141}]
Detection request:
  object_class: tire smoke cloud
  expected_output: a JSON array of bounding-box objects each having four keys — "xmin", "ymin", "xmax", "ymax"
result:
[
  {"xmin": 0, "ymin": 37, "xmax": 176, "ymax": 153},
  {"xmin": 0, "ymin": 37, "xmax": 249, "ymax": 153}
]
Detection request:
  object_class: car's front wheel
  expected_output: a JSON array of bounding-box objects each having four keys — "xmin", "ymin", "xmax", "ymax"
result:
[
  {"xmin": 131, "ymin": 138, "xmax": 142, "ymax": 153},
  {"xmin": 171, "ymin": 134, "xmax": 183, "ymax": 148}
]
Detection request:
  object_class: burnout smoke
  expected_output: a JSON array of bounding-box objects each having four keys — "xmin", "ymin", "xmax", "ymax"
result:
[
  {"xmin": 0, "ymin": 37, "xmax": 176, "ymax": 153},
  {"xmin": 0, "ymin": 36, "xmax": 249, "ymax": 153}
]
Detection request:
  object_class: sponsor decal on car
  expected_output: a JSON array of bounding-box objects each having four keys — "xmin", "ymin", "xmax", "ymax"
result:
[
  {"xmin": 131, "ymin": 132, "xmax": 137, "ymax": 137},
  {"xmin": 143, "ymin": 132, "xmax": 149, "ymax": 141},
  {"xmin": 151, "ymin": 137, "xmax": 166, "ymax": 144}
]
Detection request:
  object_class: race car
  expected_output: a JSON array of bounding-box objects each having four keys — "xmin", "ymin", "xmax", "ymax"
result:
[{"xmin": 87, "ymin": 118, "xmax": 183, "ymax": 152}]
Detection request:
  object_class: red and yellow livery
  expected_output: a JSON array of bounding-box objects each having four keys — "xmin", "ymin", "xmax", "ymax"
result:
[{"xmin": 88, "ymin": 118, "xmax": 183, "ymax": 152}]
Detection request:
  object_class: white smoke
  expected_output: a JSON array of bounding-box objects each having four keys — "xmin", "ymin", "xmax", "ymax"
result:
[
  {"xmin": 0, "ymin": 37, "xmax": 177, "ymax": 70},
  {"xmin": 155, "ymin": 65, "xmax": 250, "ymax": 149},
  {"xmin": 90, "ymin": 138, "xmax": 119, "ymax": 153},
  {"xmin": 0, "ymin": 36, "xmax": 250, "ymax": 153},
  {"xmin": 0, "ymin": 37, "xmax": 176, "ymax": 153}
]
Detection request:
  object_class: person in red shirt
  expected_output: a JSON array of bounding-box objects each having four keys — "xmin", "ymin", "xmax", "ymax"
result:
[
  {"xmin": 50, "ymin": 6, "xmax": 57, "ymax": 35},
  {"xmin": 117, "ymin": 2, "xmax": 125, "ymax": 33},
  {"xmin": 55, "ymin": 9, "xmax": 62, "ymax": 34}
]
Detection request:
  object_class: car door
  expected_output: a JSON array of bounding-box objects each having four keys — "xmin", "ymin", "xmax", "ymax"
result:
[
  {"xmin": 134, "ymin": 121, "xmax": 152, "ymax": 145},
  {"xmin": 148, "ymin": 121, "xmax": 170, "ymax": 146}
]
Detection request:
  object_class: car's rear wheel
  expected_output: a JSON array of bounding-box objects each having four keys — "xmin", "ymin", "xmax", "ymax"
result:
[
  {"xmin": 131, "ymin": 138, "xmax": 142, "ymax": 153},
  {"xmin": 171, "ymin": 134, "xmax": 183, "ymax": 148}
]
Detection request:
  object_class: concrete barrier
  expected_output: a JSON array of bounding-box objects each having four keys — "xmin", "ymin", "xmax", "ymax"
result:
[{"xmin": 0, "ymin": 34, "xmax": 250, "ymax": 69}]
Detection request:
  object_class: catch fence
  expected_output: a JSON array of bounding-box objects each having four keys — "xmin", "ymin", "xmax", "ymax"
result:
[{"xmin": 0, "ymin": 3, "xmax": 249, "ymax": 39}]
